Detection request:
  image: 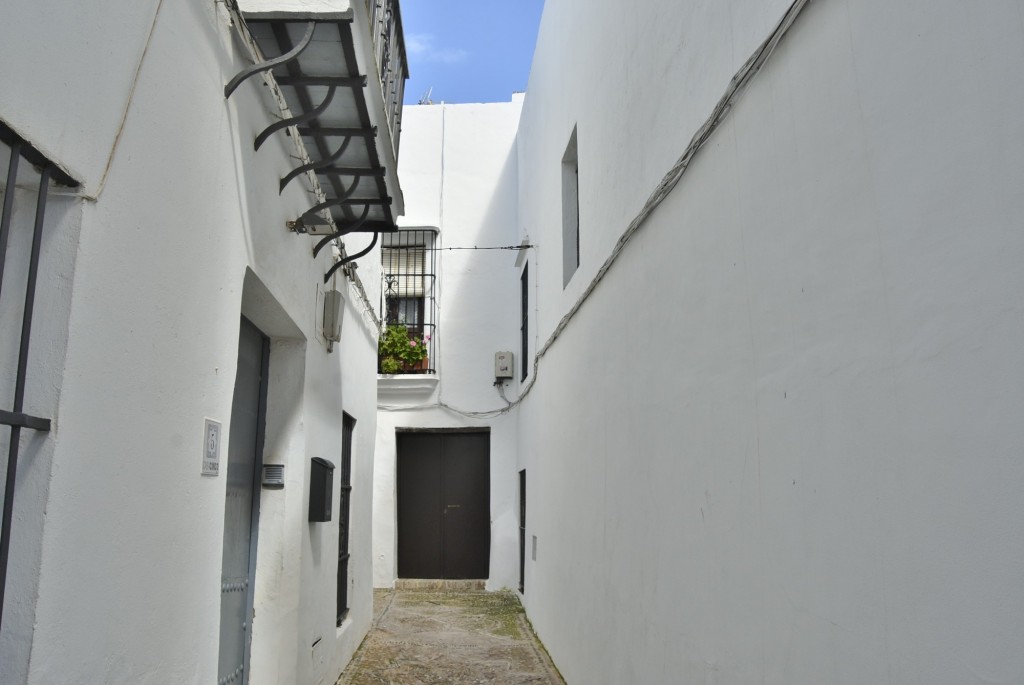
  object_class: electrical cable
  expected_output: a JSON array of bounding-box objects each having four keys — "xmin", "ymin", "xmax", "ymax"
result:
[
  {"xmin": 382, "ymin": 0, "xmax": 813, "ymax": 418},
  {"xmin": 435, "ymin": 245, "xmax": 534, "ymax": 251},
  {"xmin": 82, "ymin": 0, "xmax": 165, "ymax": 202}
]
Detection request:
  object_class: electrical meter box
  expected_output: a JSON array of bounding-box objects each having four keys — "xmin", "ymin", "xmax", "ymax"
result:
[
  {"xmin": 323, "ymin": 288, "xmax": 344, "ymax": 342},
  {"xmin": 309, "ymin": 457, "xmax": 335, "ymax": 522},
  {"xmin": 495, "ymin": 351, "xmax": 514, "ymax": 378}
]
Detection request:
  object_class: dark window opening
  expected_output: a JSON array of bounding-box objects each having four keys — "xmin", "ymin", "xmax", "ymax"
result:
[
  {"xmin": 337, "ymin": 413, "xmax": 355, "ymax": 625},
  {"xmin": 519, "ymin": 469, "xmax": 526, "ymax": 594},
  {"xmin": 520, "ymin": 263, "xmax": 529, "ymax": 382},
  {"xmin": 386, "ymin": 296, "xmax": 424, "ymax": 328},
  {"xmin": 562, "ymin": 126, "xmax": 579, "ymax": 287}
]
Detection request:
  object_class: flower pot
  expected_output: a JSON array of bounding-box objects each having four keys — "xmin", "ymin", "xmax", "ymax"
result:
[{"xmin": 402, "ymin": 357, "xmax": 428, "ymax": 373}]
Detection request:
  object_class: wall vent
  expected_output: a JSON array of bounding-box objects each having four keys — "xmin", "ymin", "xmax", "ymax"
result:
[{"xmin": 262, "ymin": 464, "xmax": 285, "ymax": 488}]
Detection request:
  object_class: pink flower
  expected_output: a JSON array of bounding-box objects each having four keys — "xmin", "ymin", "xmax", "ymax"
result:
[
  {"xmin": 424, "ymin": 334, "xmax": 431, "ymax": 341},
  {"xmin": 409, "ymin": 340, "xmax": 417, "ymax": 347}
]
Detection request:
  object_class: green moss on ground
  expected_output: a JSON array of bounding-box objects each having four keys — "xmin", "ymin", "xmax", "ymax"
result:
[{"xmin": 403, "ymin": 590, "xmax": 525, "ymax": 639}]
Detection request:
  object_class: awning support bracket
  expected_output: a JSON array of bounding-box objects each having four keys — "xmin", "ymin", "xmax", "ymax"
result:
[
  {"xmin": 255, "ymin": 85, "xmax": 337, "ymax": 151},
  {"xmin": 300, "ymin": 179, "xmax": 360, "ymax": 222},
  {"xmin": 279, "ymin": 136, "xmax": 354, "ymax": 193},
  {"xmin": 224, "ymin": 21, "xmax": 317, "ymax": 99},
  {"xmin": 313, "ymin": 204, "xmax": 370, "ymax": 258},
  {"xmin": 324, "ymin": 232, "xmax": 379, "ymax": 284}
]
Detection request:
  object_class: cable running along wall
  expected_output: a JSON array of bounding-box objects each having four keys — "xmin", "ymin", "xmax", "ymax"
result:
[{"xmin": 380, "ymin": 0, "xmax": 815, "ymax": 418}]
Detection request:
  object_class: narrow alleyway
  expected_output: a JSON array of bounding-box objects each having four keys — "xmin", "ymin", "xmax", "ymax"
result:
[{"xmin": 339, "ymin": 586, "xmax": 565, "ymax": 685}]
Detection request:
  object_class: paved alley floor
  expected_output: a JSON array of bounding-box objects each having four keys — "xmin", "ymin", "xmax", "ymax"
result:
[{"xmin": 338, "ymin": 587, "xmax": 565, "ymax": 685}]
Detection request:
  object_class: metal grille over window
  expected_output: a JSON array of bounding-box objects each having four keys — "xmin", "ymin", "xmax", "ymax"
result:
[
  {"xmin": 337, "ymin": 413, "xmax": 355, "ymax": 625},
  {"xmin": 0, "ymin": 123, "xmax": 79, "ymax": 631},
  {"xmin": 520, "ymin": 263, "xmax": 529, "ymax": 381},
  {"xmin": 380, "ymin": 229, "xmax": 436, "ymax": 374}
]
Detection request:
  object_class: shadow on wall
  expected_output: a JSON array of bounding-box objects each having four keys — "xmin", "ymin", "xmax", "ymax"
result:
[{"xmin": 436, "ymin": 138, "xmax": 522, "ymax": 395}]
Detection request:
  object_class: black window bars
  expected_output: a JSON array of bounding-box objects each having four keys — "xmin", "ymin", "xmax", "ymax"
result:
[
  {"xmin": 337, "ymin": 413, "xmax": 355, "ymax": 625},
  {"xmin": 380, "ymin": 229, "xmax": 436, "ymax": 374},
  {"xmin": 0, "ymin": 123, "xmax": 78, "ymax": 632}
]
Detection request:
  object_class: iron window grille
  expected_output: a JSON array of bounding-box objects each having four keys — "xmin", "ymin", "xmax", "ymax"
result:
[
  {"xmin": 520, "ymin": 263, "xmax": 529, "ymax": 381},
  {"xmin": 0, "ymin": 123, "xmax": 79, "ymax": 632},
  {"xmin": 337, "ymin": 413, "xmax": 355, "ymax": 625},
  {"xmin": 380, "ymin": 229, "xmax": 436, "ymax": 374}
]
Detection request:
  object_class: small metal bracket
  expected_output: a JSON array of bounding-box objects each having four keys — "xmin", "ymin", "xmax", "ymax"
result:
[{"xmin": 287, "ymin": 217, "xmax": 334, "ymax": 236}]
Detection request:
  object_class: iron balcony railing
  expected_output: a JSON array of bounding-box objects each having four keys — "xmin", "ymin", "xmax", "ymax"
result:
[{"xmin": 367, "ymin": 0, "xmax": 409, "ymax": 158}]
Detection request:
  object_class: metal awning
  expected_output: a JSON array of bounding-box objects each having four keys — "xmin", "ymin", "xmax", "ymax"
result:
[{"xmin": 225, "ymin": 1, "xmax": 408, "ymax": 280}]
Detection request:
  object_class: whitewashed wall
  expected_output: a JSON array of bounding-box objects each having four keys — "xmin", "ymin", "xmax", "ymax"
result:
[
  {"xmin": 0, "ymin": 2, "xmax": 382, "ymax": 684},
  {"xmin": 373, "ymin": 100, "xmax": 523, "ymax": 590},
  {"xmin": 516, "ymin": 0, "xmax": 1024, "ymax": 683},
  {"xmin": 0, "ymin": 180, "xmax": 83, "ymax": 685}
]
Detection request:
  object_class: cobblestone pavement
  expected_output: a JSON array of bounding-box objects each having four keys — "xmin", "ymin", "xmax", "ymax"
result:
[{"xmin": 338, "ymin": 588, "xmax": 565, "ymax": 685}]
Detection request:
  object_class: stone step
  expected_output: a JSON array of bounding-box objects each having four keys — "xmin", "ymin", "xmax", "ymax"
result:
[{"xmin": 393, "ymin": 578, "xmax": 486, "ymax": 591}]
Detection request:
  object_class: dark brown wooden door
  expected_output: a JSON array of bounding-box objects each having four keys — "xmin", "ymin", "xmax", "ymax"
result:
[
  {"xmin": 397, "ymin": 432, "xmax": 490, "ymax": 579},
  {"xmin": 397, "ymin": 433, "xmax": 443, "ymax": 578}
]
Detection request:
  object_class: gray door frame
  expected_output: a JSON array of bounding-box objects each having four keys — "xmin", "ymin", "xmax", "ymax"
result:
[{"xmin": 219, "ymin": 316, "xmax": 270, "ymax": 685}]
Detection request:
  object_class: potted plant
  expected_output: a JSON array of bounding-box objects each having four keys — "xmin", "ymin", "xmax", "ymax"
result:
[{"xmin": 378, "ymin": 324, "xmax": 430, "ymax": 374}]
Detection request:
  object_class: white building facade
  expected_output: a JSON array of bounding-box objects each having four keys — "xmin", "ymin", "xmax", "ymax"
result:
[
  {"xmin": 3, "ymin": 0, "xmax": 1022, "ymax": 682},
  {"xmin": 385, "ymin": 0, "xmax": 1024, "ymax": 683},
  {"xmin": 373, "ymin": 99, "xmax": 524, "ymax": 591},
  {"xmin": 0, "ymin": 1, "xmax": 406, "ymax": 684}
]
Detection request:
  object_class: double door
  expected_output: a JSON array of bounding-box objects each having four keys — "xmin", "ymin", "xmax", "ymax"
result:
[{"xmin": 397, "ymin": 432, "xmax": 490, "ymax": 579}]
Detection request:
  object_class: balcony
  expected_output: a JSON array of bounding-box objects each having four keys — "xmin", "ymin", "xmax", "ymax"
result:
[
  {"xmin": 226, "ymin": 0, "xmax": 408, "ymax": 279},
  {"xmin": 368, "ymin": 0, "xmax": 408, "ymax": 157},
  {"xmin": 378, "ymin": 229, "xmax": 437, "ymax": 376}
]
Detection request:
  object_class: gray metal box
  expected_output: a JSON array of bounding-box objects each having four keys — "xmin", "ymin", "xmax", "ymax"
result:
[
  {"xmin": 323, "ymin": 289, "xmax": 345, "ymax": 342},
  {"xmin": 309, "ymin": 457, "xmax": 334, "ymax": 522}
]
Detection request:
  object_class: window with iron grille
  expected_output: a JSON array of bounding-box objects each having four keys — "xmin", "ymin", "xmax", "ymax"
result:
[
  {"xmin": 337, "ymin": 413, "xmax": 354, "ymax": 625},
  {"xmin": 520, "ymin": 262, "xmax": 529, "ymax": 382},
  {"xmin": 0, "ymin": 123, "xmax": 79, "ymax": 632},
  {"xmin": 380, "ymin": 229, "xmax": 436, "ymax": 374}
]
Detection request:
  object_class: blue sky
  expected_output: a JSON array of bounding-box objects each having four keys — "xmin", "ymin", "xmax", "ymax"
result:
[{"xmin": 398, "ymin": 0, "xmax": 546, "ymax": 104}]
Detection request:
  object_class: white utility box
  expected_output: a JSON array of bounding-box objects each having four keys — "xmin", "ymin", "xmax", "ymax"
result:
[{"xmin": 494, "ymin": 351, "xmax": 514, "ymax": 378}]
